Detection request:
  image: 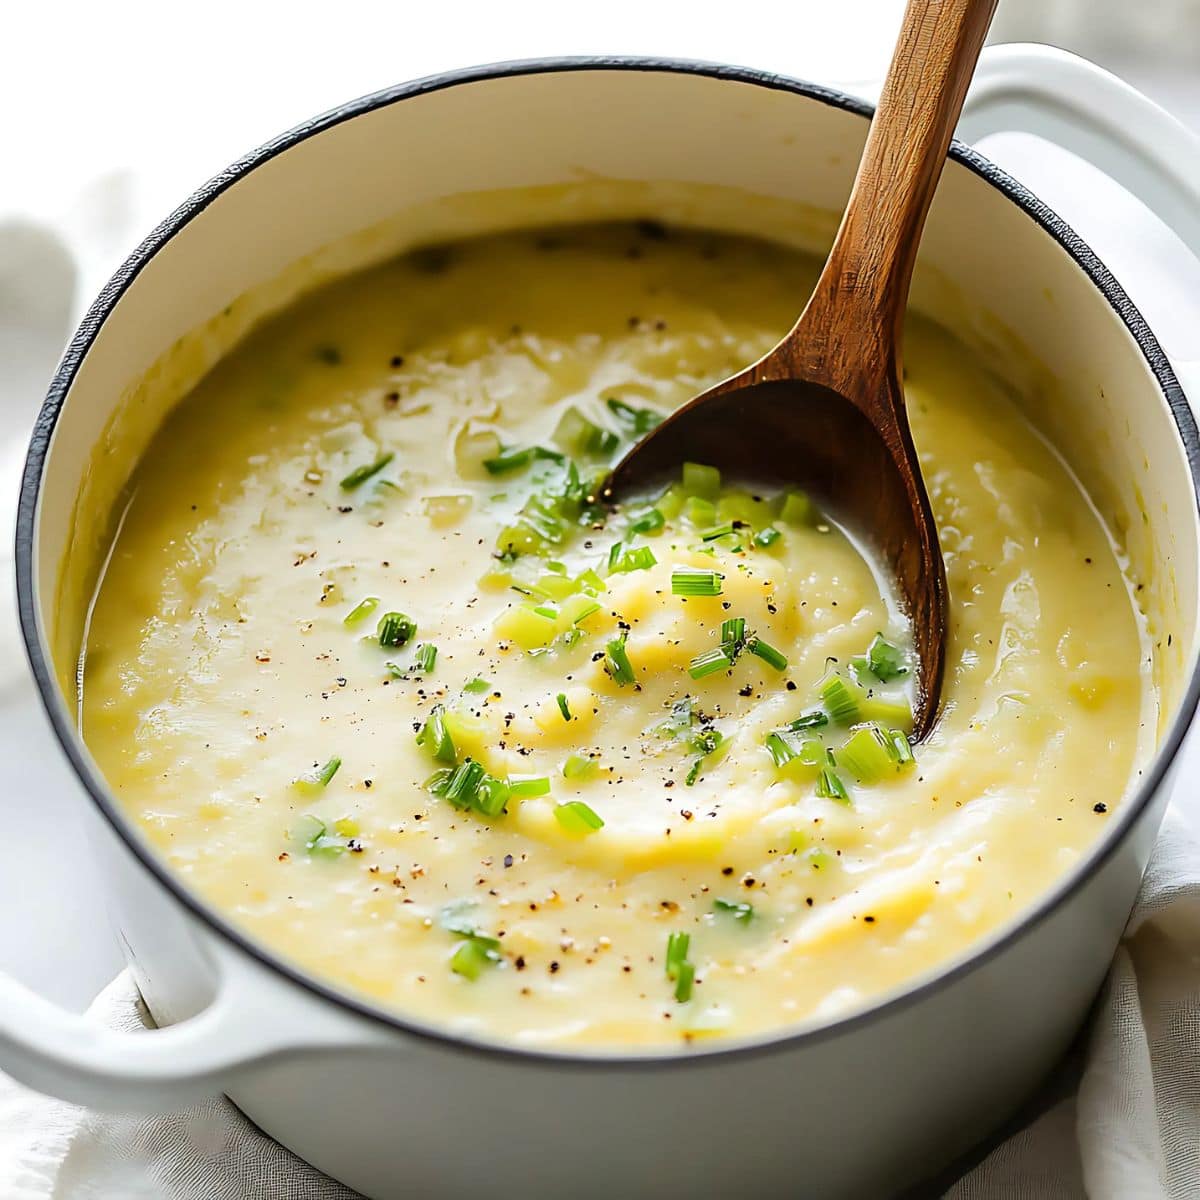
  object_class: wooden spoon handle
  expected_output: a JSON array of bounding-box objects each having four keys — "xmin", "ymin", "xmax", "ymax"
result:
[{"xmin": 787, "ymin": 0, "xmax": 997, "ymax": 392}]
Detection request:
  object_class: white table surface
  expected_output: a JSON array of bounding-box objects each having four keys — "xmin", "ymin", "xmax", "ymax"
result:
[{"xmin": 1, "ymin": 0, "xmax": 1198, "ymax": 1021}]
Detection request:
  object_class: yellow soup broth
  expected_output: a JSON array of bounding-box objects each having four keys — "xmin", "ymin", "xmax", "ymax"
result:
[{"xmin": 81, "ymin": 223, "xmax": 1149, "ymax": 1047}]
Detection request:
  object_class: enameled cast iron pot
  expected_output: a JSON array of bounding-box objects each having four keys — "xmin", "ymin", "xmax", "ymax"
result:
[{"xmin": 5, "ymin": 45, "xmax": 1200, "ymax": 1199}]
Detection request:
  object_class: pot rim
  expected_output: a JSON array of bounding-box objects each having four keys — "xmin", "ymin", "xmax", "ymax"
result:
[{"xmin": 17, "ymin": 54, "xmax": 1200, "ymax": 1069}]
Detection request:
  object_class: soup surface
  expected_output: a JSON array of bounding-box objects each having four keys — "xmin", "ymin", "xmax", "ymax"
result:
[{"xmin": 82, "ymin": 223, "xmax": 1148, "ymax": 1047}]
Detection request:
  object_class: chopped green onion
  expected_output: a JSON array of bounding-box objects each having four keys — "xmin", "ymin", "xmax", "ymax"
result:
[
  {"xmin": 888, "ymin": 729, "xmax": 915, "ymax": 765},
  {"xmin": 684, "ymin": 496, "xmax": 718, "ymax": 528},
  {"xmin": 684, "ymin": 758, "xmax": 704, "ymax": 787},
  {"xmin": 605, "ymin": 397, "xmax": 663, "ymax": 435},
  {"xmin": 556, "ymin": 692, "xmax": 572, "ymax": 721},
  {"xmin": 552, "ymin": 406, "xmax": 619, "ymax": 458},
  {"xmin": 778, "ymin": 490, "xmax": 819, "ymax": 525},
  {"xmin": 292, "ymin": 756, "xmax": 341, "ymax": 794},
  {"xmin": 377, "ymin": 611, "xmax": 417, "ymax": 648},
  {"xmin": 607, "ymin": 541, "xmax": 625, "ymax": 572},
  {"xmin": 682, "ymin": 462, "xmax": 721, "ymax": 499},
  {"xmin": 700, "ymin": 521, "xmax": 735, "ymax": 542},
  {"xmin": 576, "ymin": 568, "xmax": 607, "ymax": 595},
  {"xmin": 463, "ymin": 676, "xmax": 491, "ymax": 694},
  {"xmin": 343, "ymin": 596, "xmax": 380, "ymax": 626},
  {"xmin": 713, "ymin": 898, "xmax": 754, "ymax": 923},
  {"xmin": 719, "ymin": 617, "xmax": 747, "ymax": 656},
  {"xmin": 855, "ymin": 633, "xmax": 910, "ymax": 683},
  {"xmin": 450, "ymin": 938, "xmax": 501, "ymax": 980},
  {"xmin": 629, "ymin": 507, "xmax": 665, "ymax": 535},
  {"xmin": 474, "ymin": 776, "xmax": 511, "ymax": 817},
  {"xmin": 416, "ymin": 704, "xmax": 456, "ymax": 764},
  {"xmin": 443, "ymin": 759, "xmax": 487, "ymax": 808},
  {"xmin": 562, "ymin": 753, "xmax": 599, "ymax": 780},
  {"xmin": 688, "ymin": 647, "xmax": 733, "ymax": 680},
  {"xmin": 789, "ymin": 710, "xmax": 829, "ymax": 732},
  {"xmin": 610, "ymin": 546, "xmax": 658, "ymax": 574},
  {"xmin": 508, "ymin": 775, "xmax": 551, "ymax": 799},
  {"xmin": 671, "ymin": 567, "xmax": 724, "ymax": 597},
  {"xmin": 483, "ymin": 445, "xmax": 563, "ymax": 475},
  {"xmin": 413, "ymin": 643, "xmax": 437, "ymax": 674},
  {"xmin": 554, "ymin": 800, "xmax": 605, "ymax": 834},
  {"xmin": 528, "ymin": 573, "xmax": 577, "ymax": 601},
  {"xmin": 747, "ymin": 637, "xmax": 788, "ymax": 672},
  {"xmin": 765, "ymin": 731, "xmax": 797, "ymax": 768},
  {"xmin": 665, "ymin": 932, "xmax": 695, "ymax": 1002},
  {"xmin": 860, "ymin": 693, "xmax": 914, "ymax": 729},
  {"xmin": 818, "ymin": 669, "xmax": 864, "ymax": 724},
  {"xmin": 291, "ymin": 813, "xmax": 357, "ymax": 858},
  {"xmin": 673, "ymin": 960, "xmax": 695, "ymax": 1003},
  {"xmin": 836, "ymin": 725, "xmax": 896, "ymax": 783},
  {"xmin": 559, "ymin": 594, "xmax": 602, "ymax": 625},
  {"xmin": 816, "ymin": 765, "xmax": 850, "ymax": 803},
  {"xmin": 531, "ymin": 604, "xmax": 558, "ymax": 619},
  {"xmin": 291, "ymin": 813, "xmax": 326, "ymax": 850},
  {"xmin": 604, "ymin": 634, "xmax": 636, "ymax": 686},
  {"xmin": 753, "ymin": 526, "xmax": 782, "ymax": 549},
  {"xmin": 665, "ymin": 931, "xmax": 690, "ymax": 979},
  {"xmin": 340, "ymin": 452, "xmax": 394, "ymax": 490}
]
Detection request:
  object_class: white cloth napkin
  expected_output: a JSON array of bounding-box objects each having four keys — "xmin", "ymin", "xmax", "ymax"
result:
[{"xmin": 0, "ymin": 815, "xmax": 1196, "ymax": 1199}]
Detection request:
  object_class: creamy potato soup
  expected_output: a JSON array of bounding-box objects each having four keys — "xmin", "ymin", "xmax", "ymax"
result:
[{"xmin": 81, "ymin": 223, "xmax": 1148, "ymax": 1047}]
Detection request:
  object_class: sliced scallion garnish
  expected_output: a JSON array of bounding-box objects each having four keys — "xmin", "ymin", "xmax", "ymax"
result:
[
  {"xmin": 835, "ymin": 725, "xmax": 896, "ymax": 783},
  {"xmin": 449, "ymin": 937, "xmax": 501, "ymax": 980},
  {"xmin": 416, "ymin": 704, "xmax": 456, "ymax": 764},
  {"xmin": 604, "ymin": 634, "xmax": 636, "ymax": 686},
  {"xmin": 343, "ymin": 596, "xmax": 380, "ymax": 626},
  {"xmin": 556, "ymin": 692, "xmax": 572, "ymax": 721},
  {"xmin": 747, "ymin": 637, "xmax": 788, "ymax": 672},
  {"xmin": 665, "ymin": 931, "xmax": 690, "ymax": 979},
  {"xmin": 443, "ymin": 759, "xmax": 487, "ymax": 808},
  {"xmin": 413, "ymin": 643, "xmax": 438, "ymax": 674},
  {"xmin": 665, "ymin": 932, "xmax": 695, "ymax": 1002},
  {"xmin": 817, "ymin": 669, "xmax": 863, "ymax": 724},
  {"xmin": 789, "ymin": 710, "xmax": 829, "ymax": 732},
  {"xmin": 688, "ymin": 647, "xmax": 732, "ymax": 680},
  {"xmin": 377, "ymin": 611, "xmax": 417, "ymax": 649},
  {"xmin": 682, "ymin": 462, "xmax": 721, "ymax": 500},
  {"xmin": 605, "ymin": 397, "xmax": 663, "ymax": 436},
  {"xmin": 778, "ymin": 490, "xmax": 818, "ymax": 526},
  {"xmin": 340, "ymin": 452, "xmax": 394, "ymax": 490},
  {"xmin": 713, "ymin": 898, "xmax": 754, "ymax": 923},
  {"xmin": 854, "ymin": 633, "xmax": 910, "ymax": 683},
  {"xmin": 816, "ymin": 765, "xmax": 850, "ymax": 804},
  {"xmin": 463, "ymin": 676, "xmax": 491, "ymax": 694},
  {"xmin": 629, "ymin": 507, "xmax": 665, "ymax": 535},
  {"xmin": 753, "ymin": 526, "xmax": 781, "ymax": 549},
  {"xmin": 562, "ymin": 753, "xmax": 599, "ymax": 780},
  {"xmin": 888, "ymin": 729, "xmax": 915, "ymax": 765},
  {"xmin": 292, "ymin": 756, "xmax": 342, "ymax": 794},
  {"xmin": 673, "ymin": 961, "xmax": 695, "ymax": 1003},
  {"xmin": 610, "ymin": 546, "xmax": 657, "ymax": 574},
  {"xmin": 671, "ymin": 567, "xmax": 724, "ymax": 597},
  {"xmin": 554, "ymin": 800, "xmax": 605, "ymax": 834},
  {"xmin": 508, "ymin": 775, "xmax": 551, "ymax": 799}
]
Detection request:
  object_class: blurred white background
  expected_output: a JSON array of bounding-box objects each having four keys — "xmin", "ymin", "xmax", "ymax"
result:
[{"xmin": 1, "ymin": 0, "xmax": 1198, "ymax": 1012}]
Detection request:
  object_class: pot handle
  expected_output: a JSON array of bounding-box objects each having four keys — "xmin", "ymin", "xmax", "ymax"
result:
[
  {"xmin": 0, "ymin": 948, "xmax": 385, "ymax": 1113},
  {"xmin": 959, "ymin": 42, "xmax": 1200, "ymax": 389}
]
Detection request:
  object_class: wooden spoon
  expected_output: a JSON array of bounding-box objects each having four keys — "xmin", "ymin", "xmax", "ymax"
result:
[{"xmin": 602, "ymin": 0, "xmax": 997, "ymax": 739}]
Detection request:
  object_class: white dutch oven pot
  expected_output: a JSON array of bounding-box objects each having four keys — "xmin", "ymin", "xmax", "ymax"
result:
[{"xmin": 5, "ymin": 45, "xmax": 1200, "ymax": 1199}]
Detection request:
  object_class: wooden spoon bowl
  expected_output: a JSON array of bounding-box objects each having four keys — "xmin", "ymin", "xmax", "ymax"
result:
[{"xmin": 602, "ymin": 0, "xmax": 997, "ymax": 739}]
